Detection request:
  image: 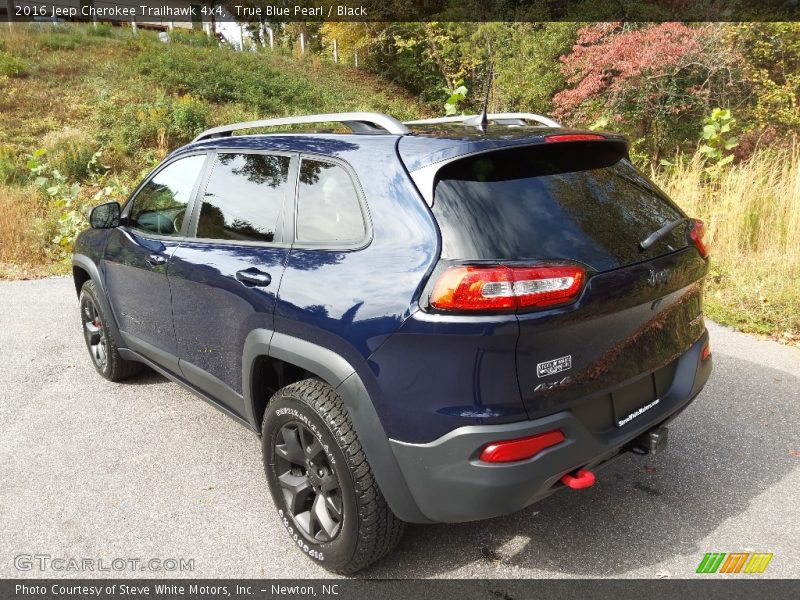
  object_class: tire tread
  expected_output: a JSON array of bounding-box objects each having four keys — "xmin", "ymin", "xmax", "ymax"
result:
[
  {"xmin": 80, "ymin": 280, "xmax": 142, "ymax": 381},
  {"xmin": 264, "ymin": 378, "xmax": 404, "ymax": 574}
]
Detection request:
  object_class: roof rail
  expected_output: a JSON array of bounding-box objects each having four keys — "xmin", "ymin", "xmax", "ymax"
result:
[
  {"xmin": 404, "ymin": 112, "xmax": 562, "ymax": 128},
  {"xmin": 192, "ymin": 112, "xmax": 410, "ymax": 142}
]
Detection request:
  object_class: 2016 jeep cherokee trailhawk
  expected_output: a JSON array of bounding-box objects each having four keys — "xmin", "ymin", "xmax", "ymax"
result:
[{"xmin": 73, "ymin": 112, "xmax": 712, "ymax": 573}]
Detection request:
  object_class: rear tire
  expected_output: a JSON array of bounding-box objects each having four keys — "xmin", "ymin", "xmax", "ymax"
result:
[
  {"xmin": 262, "ymin": 378, "xmax": 404, "ymax": 574},
  {"xmin": 79, "ymin": 280, "xmax": 142, "ymax": 381}
]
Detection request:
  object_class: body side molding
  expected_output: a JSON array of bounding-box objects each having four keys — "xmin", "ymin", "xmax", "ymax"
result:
[
  {"xmin": 242, "ymin": 328, "xmax": 275, "ymax": 430},
  {"xmin": 118, "ymin": 347, "xmax": 252, "ymax": 430}
]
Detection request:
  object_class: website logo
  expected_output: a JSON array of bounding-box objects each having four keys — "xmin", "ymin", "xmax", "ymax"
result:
[{"xmin": 696, "ymin": 552, "xmax": 773, "ymax": 574}]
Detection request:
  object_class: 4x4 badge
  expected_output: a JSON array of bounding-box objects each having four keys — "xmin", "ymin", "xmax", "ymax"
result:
[
  {"xmin": 534, "ymin": 376, "xmax": 573, "ymax": 393},
  {"xmin": 536, "ymin": 355, "xmax": 572, "ymax": 378}
]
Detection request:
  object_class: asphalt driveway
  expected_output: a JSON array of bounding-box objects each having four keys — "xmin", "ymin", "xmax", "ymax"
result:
[{"xmin": 1, "ymin": 277, "xmax": 798, "ymax": 578}]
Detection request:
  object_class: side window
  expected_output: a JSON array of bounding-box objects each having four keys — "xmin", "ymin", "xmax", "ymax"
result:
[
  {"xmin": 296, "ymin": 159, "xmax": 366, "ymax": 244},
  {"xmin": 128, "ymin": 155, "xmax": 206, "ymax": 236},
  {"xmin": 196, "ymin": 153, "xmax": 291, "ymax": 243}
]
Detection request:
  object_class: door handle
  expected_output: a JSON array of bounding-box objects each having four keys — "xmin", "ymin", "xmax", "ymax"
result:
[
  {"xmin": 146, "ymin": 254, "xmax": 167, "ymax": 267},
  {"xmin": 236, "ymin": 268, "xmax": 272, "ymax": 287}
]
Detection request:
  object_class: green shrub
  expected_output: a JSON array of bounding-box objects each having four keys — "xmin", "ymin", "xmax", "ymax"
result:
[
  {"xmin": 41, "ymin": 129, "xmax": 98, "ymax": 182},
  {"xmin": 133, "ymin": 44, "xmax": 322, "ymax": 114},
  {"xmin": 0, "ymin": 146, "xmax": 27, "ymax": 185},
  {"xmin": 170, "ymin": 96, "xmax": 210, "ymax": 143},
  {"xmin": 0, "ymin": 51, "xmax": 31, "ymax": 77},
  {"xmin": 169, "ymin": 30, "xmax": 219, "ymax": 48},
  {"xmin": 34, "ymin": 24, "xmax": 121, "ymax": 50},
  {"xmin": 87, "ymin": 24, "xmax": 114, "ymax": 38},
  {"xmin": 119, "ymin": 96, "xmax": 172, "ymax": 152},
  {"xmin": 100, "ymin": 92, "xmax": 210, "ymax": 155},
  {"xmin": 36, "ymin": 31, "xmax": 82, "ymax": 51}
]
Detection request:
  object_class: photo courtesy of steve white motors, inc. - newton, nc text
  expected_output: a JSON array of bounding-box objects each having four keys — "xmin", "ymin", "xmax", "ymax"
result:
[{"xmin": 0, "ymin": 1, "xmax": 799, "ymax": 599}]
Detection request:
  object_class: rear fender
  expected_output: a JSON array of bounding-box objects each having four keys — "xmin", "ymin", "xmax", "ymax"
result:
[{"xmin": 243, "ymin": 330, "xmax": 429, "ymax": 523}]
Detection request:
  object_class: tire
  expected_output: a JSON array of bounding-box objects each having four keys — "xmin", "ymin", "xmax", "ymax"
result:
[
  {"xmin": 79, "ymin": 280, "xmax": 142, "ymax": 381},
  {"xmin": 262, "ymin": 378, "xmax": 405, "ymax": 574}
]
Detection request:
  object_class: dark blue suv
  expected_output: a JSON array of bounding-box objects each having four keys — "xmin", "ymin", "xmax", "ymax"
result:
[{"xmin": 73, "ymin": 112, "xmax": 712, "ymax": 573}]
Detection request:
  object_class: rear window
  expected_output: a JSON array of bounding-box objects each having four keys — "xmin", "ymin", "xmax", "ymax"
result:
[{"xmin": 432, "ymin": 143, "xmax": 688, "ymax": 272}]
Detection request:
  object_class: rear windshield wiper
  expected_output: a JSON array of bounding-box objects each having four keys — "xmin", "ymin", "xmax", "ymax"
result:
[{"xmin": 638, "ymin": 218, "xmax": 689, "ymax": 252}]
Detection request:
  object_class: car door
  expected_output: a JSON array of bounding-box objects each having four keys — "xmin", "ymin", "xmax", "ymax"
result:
[
  {"xmin": 104, "ymin": 152, "xmax": 209, "ymax": 373},
  {"xmin": 273, "ymin": 155, "xmax": 373, "ymax": 364},
  {"xmin": 168, "ymin": 150, "xmax": 295, "ymax": 417}
]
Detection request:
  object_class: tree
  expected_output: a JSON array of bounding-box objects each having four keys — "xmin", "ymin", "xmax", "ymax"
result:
[
  {"xmin": 316, "ymin": 23, "xmax": 579, "ymax": 115},
  {"xmin": 491, "ymin": 23, "xmax": 579, "ymax": 113},
  {"xmin": 553, "ymin": 23, "xmax": 743, "ymax": 164},
  {"xmin": 730, "ymin": 23, "xmax": 800, "ymax": 132}
]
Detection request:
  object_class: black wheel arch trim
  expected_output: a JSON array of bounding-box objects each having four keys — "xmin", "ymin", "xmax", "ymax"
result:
[
  {"xmin": 72, "ymin": 254, "xmax": 125, "ymax": 350},
  {"xmin": 242, "ymin": 329, "xmax": 430, "ymax": 523}
]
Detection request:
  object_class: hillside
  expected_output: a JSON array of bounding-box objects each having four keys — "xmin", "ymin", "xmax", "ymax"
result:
[
  {"xmin": 0, "ymin": 24, "xmax": 430, "ymax": 279},
  {"xmin": 0, "ymin": 24, "xmax": 429, "ymax": 168}
]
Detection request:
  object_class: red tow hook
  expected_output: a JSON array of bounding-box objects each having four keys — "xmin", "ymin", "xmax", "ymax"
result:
[{"xmin": 560, "ymin": 468, "xmax": 595, "ymax": 490}]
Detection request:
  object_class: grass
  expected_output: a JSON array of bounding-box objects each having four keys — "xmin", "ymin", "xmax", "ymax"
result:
[
  {"xmin": 652, "ymin": 145, "xmax": 800, "ymax": 343},
  {"xmin": 0, "ymin": 185, "xmax": 52, "ymax": 278},
  {"xmin": 0, "ymin": 24, "xmax": 427, "ymax": 159}
]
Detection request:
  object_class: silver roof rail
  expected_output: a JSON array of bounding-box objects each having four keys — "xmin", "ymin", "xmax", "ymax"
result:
[
  {"xmin": 192, "ymin": 112, "xmax": 410, "ymax": 142},
  {"xmin": 404, "ymin": 112, "xmax": 562, "ymax": 128}
]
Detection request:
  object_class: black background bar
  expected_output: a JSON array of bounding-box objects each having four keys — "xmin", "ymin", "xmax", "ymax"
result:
[{"xmin": 2, "ymin": 579, "xmax": 798, "ymax": 600}]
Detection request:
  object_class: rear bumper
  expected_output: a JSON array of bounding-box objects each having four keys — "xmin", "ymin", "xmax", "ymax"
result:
[{"xmin": 389, "ymin": 331, "xmax": 712, "ymax": 523}]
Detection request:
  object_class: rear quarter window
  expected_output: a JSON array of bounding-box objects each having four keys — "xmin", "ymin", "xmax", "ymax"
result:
[{"xmin": 296, "ymin": 158, "xmax": 366, "ymax": 245}]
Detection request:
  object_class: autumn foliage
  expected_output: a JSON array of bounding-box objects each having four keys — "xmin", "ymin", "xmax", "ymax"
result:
[
  {"xmin": 554, "ymin": 23, "xmax": 704, "ymax": 114},
  {"xmin": 553, "ymin": 23, "xmax": 740, "ymax": 162}
]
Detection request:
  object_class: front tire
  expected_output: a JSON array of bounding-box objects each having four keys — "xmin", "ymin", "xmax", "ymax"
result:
[
  {"xmin": 262, "ymin": 378, "xmax": 404, "ymax": 574},
  {"xmin": 79, "ymin": 280, "xmax": 141, "ymax": 381}
]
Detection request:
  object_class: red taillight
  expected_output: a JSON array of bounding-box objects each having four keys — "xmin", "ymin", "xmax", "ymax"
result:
[
  {"xmin": 689, "ymin": 219, "xmax": 709, "ymax": 258},
  {"xmin": 430, "ymin": 265, "xmax": 585, "ymax": 312},
  {"xmin": 429, "ymin": 265, "xmax": 516, "ymax": 312},
  {"xmin": 544, "ymin": 133, "xmax": 605, "ymax": 143},
  {"xmin": 479, "ymin": 430, "xmax": 565, "ymax": 463},
  {"xmin": 701, "ymin": 341, "xmax": 711, "ymax": 362}
]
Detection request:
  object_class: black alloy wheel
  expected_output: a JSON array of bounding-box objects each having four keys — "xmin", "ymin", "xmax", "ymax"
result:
[
  {"xmin": 274, "ymin": 421, "xmax": 343, "ymax": 542},
  {"xmin": 81, "ymin": 295, "xmax": 108, "ymax": 371},
  {"xmin": 78, "ymin": 280, "xmax": 142, "ymax": 381},
  {"xmin": 262, "ymin": 379, "xmax": 405, "ymax": 574}
]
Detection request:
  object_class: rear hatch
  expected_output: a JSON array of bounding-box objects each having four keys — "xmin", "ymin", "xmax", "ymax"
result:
[{"xmin": 427, "ymin": 138, "xmax": 709, "ymax": 429}]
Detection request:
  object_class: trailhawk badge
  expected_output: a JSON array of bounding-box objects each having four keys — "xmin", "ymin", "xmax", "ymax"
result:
[{"xmin": 536, "ymin": 355, "xmax": 572, "ymax": 378}]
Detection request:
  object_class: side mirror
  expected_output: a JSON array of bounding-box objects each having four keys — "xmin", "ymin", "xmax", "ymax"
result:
[{"xmin": 89, "ymin": 202, "xmax": 121, "ymax": 229}]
